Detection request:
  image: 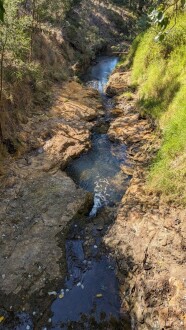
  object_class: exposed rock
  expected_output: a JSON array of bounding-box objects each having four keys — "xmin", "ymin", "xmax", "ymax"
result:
[
  {"xmin": 106, "ymin": 72, "xmax": 130, "ymax": 96},
  {"xmin": 104, "ymin": 69, "xmax": 186, "ymax": 330},
  {"xmin": 17, "ymin": 81, "xmax": 102, "ymax": 163},
  {"xmin": 0, "ymin": 80, "xmax": 99, "ymax": 313},
  {"xmin": 120, "ymin": 164, "xmax": 134, "ymax": 176},
  {"xmin": 0, "ymin": 171, "xmax": 91, "ymax": 308},
  {"xmin": 106, "ymin": 178, "xmax": 186, "ymax": 330},
  {"xmin": 108, "ymin": 111, "xmax": 153, "ymax": 146},
  {"xmin": 111, "ymin": 107, "xmax": 124, "ymax": 116}
]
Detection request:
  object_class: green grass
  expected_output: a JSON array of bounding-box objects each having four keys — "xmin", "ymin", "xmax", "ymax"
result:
[
  {"xmin": 128, "ymin": 12, "xmax": 186, "ymax": 204},
  {"xmin": 149, "ymin": 84, "xmax": 186, "ymax": 204},
  {"xmin": 118, "ymin": 91, "xmax": 134, "ymax": 100}
]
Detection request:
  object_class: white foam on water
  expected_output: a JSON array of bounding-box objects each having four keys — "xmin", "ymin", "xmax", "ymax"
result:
[{"xmin": 89, "ymin": 176, "xmax": 110, "ymax": 217}]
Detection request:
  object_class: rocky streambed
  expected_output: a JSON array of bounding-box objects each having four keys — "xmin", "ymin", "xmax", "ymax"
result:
[
  {"xmin": 0, "ymin": 55, "xmax": 185, "ymax": 330},
  {"xmin": 0, "ymin": 79, "xmax": 100, "ymax": 328},
  {"xmin": 0, "ymin": 56, "xmax": 132, "ymax": 329}
]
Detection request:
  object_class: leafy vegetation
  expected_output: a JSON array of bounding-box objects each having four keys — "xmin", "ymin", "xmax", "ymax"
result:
[
  {"xmin": 0, "ymin": 0, "xmax": 80, "ymax": 142},
  {"xmin": 0, "ymin": 0, "xmax": 134, "ymax": 154},
  {"xmin": 130, "ymin": 11, "xmax": 186, "ymax": 204},
  {"xmin": 149, "ymin": 0, "xmax": 186, "ymax": 41}
]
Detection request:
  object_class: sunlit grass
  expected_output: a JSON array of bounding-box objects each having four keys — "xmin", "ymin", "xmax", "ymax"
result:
[
  {"xmin": 128, "ymin": 12, "xmax": 186, "ymax": 204},
  {"xmin": 149, "ymin": 84, "xmax": 186, "ymax": 204}
]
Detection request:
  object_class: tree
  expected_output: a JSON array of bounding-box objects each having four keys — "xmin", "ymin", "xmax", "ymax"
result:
[{"xmin": 149, "ymin": 0, "xmax": 186, "ymax": 41}]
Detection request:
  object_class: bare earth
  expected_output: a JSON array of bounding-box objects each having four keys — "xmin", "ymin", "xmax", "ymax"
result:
[
  {"xmin": 0, "ymin": 81, "xmax": 102, "ymax": 314},
  {"xmin": 105, "ymin": 71, "xmax": 186, "ymax": 329}
]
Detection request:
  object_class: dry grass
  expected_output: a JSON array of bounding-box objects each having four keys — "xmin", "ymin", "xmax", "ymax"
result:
[{"xmin": 0, "ymin": 27, "xmax": 75, "ymax": 159}]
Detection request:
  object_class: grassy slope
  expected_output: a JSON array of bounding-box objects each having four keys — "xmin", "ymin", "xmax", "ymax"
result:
[{"xmin": 129, "ymin": 12, "xmax": 186, "ymax": 204}]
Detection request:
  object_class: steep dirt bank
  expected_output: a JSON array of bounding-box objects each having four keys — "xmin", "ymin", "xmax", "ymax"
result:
[{"xmin": 105, "ymin": 70, "xmax": 186, "ymax": 329}]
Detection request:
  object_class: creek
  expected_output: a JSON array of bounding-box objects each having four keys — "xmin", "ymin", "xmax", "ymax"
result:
[
  {"xmin": 3, "ymin": 56, "xmax": 132, "ymax": 330},
  {"xmin": 48, "ymin": 56, "xmax": 131, "ymax": 329}
]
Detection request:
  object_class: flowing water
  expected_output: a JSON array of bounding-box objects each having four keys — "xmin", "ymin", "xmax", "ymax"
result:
[
  {"xmin": 67, "ymin": 56, "xmax": 129, "ymax": 217},
  {"xmin": 46, "ymin": 56, "xmax": 132, "ymax": 329},
  {"xmin": 3, "ymin": 56, "xmax": 132, "ymax": 330}
]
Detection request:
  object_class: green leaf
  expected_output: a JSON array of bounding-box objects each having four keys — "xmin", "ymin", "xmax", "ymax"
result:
[
  {"xmin": 0, "ymin": 0, "xmax": 5, "ymax": 22},
  {"xmin": 181, "ymin": 0, "xmax": 186, "ymax": 8},
  {"xmin": 161, "ymin": 17, "xmax": 169, "ymax": 30},
  {"xmin": 154, "ymin": 33, "xmax": 165, "ymax": 43},
  {"xmin": 157, "ymin": 11, "xmax": 164, "ymax": 22},
  {"xmin": 159, "ymin": 33, "xmax": 165, "ymax": 41}
]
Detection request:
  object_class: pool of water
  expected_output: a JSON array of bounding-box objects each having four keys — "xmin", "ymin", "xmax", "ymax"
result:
[
  {"xmin": 66, "ymin": 133, "xmax": 129, "ymax": 216},
  {"xmin": 49, "ymin": 220, "xmax": 128, "ymax": 329}
]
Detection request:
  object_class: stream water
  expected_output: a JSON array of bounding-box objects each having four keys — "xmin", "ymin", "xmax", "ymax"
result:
[
  {"xmin": 2, "ymin": 56, "xmax": 131, "ymax": 330},
  {"xmin": 67, "ymin": 56, "xmax": 129, "ymax": 217},
  {"xmin": 46, "ymin": 56, "xmax": 131, "ymax": 329}
]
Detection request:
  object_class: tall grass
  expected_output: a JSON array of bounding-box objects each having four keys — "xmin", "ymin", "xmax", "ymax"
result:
[{"xmin": 130, "ymin": 12, "xmax": 186, "ymax": 204}]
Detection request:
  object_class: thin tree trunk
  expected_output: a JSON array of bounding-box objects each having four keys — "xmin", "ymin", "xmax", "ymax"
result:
[
  {"xmin": 0, "ymin": 119, "xmax": 3, "ymax": 141},
  {"xmin": 0, "ymin": 44, "xmax": 5, "ymax": 104},
  {"xmin": 0, "ymin": 31, "xmax": 7, "ymax": 141},
  {"xmin": 30, "ymin": 0, "xmax": 36, "ymax": 61}
]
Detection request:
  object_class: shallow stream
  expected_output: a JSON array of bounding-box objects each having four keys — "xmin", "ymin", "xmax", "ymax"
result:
[
  {"xmin": 47, "ymin": 56, "xmax": 131, "ymax": 329},
  {"xmin": 2, "ymin": 56, "xmax": 132, "ymax": 330}
]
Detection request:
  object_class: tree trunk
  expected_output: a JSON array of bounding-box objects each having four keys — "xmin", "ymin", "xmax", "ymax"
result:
[{"xmin": 0, "ymin": 31, "xmax": 7, "ymax": 141}]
